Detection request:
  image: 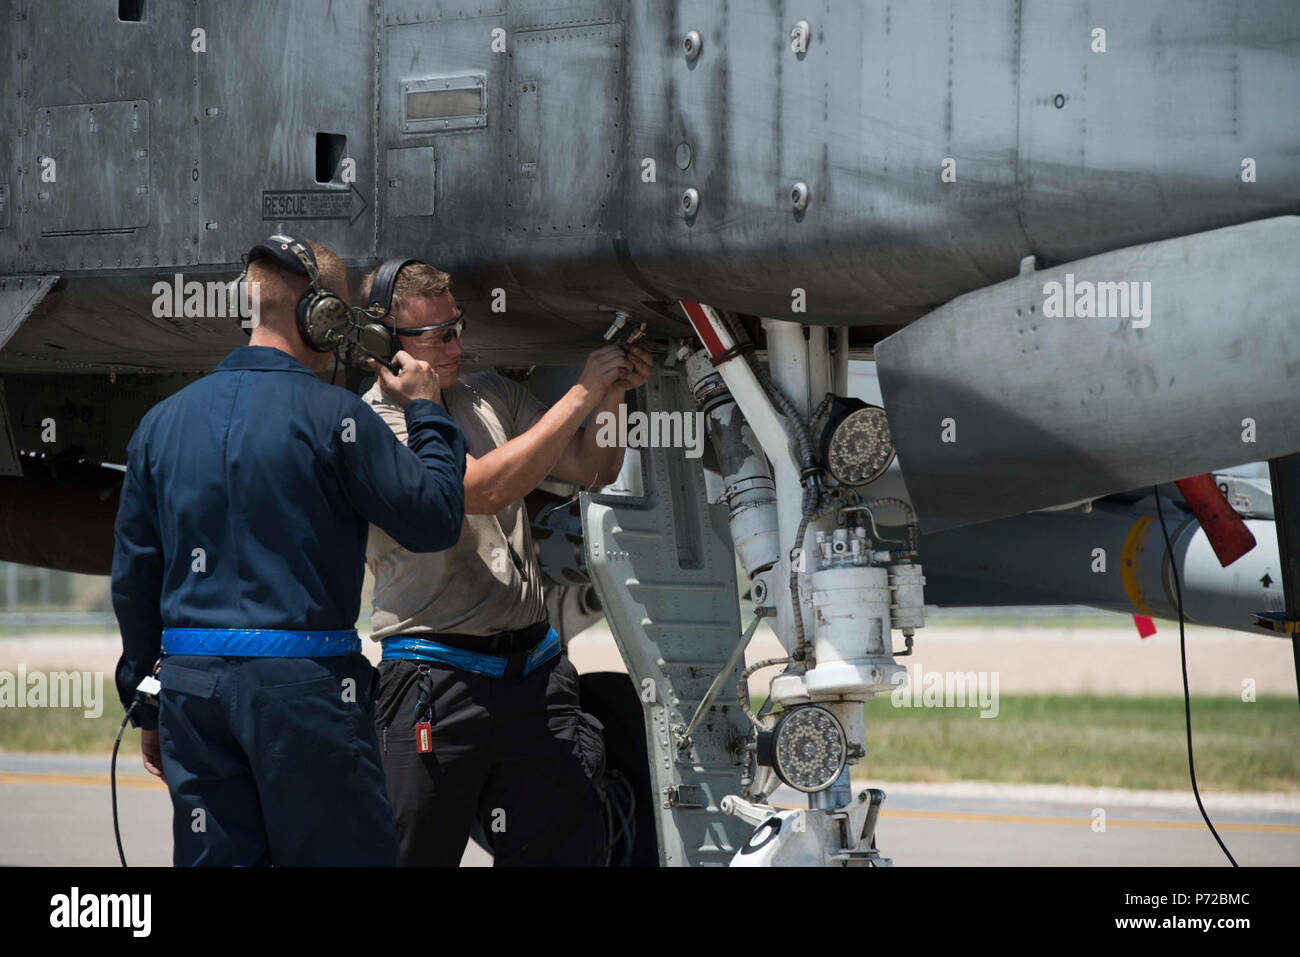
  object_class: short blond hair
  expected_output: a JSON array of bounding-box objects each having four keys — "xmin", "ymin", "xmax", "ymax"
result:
[{"xmin": 360, "ymin": 261, "xmax": 452, "ymax": 319}]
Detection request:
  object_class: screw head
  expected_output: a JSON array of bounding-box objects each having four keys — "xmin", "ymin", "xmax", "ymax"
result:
[
  {"xmin": 791, "ymin": 180, "xmax": 811, "ymax": 212},
  {"xmin": 681, "ymin": 187, "xmax": 700, "ymax": 217}
]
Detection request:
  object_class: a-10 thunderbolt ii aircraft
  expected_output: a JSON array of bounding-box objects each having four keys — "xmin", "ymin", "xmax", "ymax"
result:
[{"xmin": 0, "ymin": 0, "xmax": 1297, "ymax": 866}]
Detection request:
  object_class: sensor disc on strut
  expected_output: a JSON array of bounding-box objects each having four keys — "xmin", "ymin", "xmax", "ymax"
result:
[{"xmin": 769, "ymin": 705, "xmax": 848, "ymax": 793}]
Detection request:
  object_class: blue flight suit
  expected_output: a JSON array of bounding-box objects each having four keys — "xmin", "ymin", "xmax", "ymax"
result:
[{"xmin": 111, "ymin": 345, "xmax": 466, "ymax": 866}]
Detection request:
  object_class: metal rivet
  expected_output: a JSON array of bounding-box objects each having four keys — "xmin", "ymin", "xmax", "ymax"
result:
[
  {"xmin": 683, "ymin": 30, "xmax": 702, "ymax": 61},
  {"xmin": 675, "ymin": 142, "xmax": 692, "ymax": 170},
  {"xmin": 791, "ymin": 181, "xmax": 810, "ymax": 212},
  {"xmin": 681, "ymin": 187, "xmax": 700, "ymax": 217},
  {"xmin": 1053, "ymin": 93, "xmax": 1066, "ymax": 109}
]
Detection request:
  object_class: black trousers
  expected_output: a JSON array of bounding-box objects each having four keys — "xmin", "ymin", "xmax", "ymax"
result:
[
  {"xmin": 157, "ymin": 653, "xmax": 400, "ymax": 866},
  {"xmin": 375, "ymin": 651, "xmax": 607, "ymax": 866}
]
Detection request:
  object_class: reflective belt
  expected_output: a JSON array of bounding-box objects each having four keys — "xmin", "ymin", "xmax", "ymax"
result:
[
  {"xmin": 161, "ymin": 628, "xmax": 361, "ymax": 657},
  {"xmin": 381, "ymin": 626, "xmax": 560, "ymax": 679}
]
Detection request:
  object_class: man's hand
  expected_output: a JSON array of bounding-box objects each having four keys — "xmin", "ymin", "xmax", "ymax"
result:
[
  {"xmin": 611, "ymin": 344, "xmax": 654, "ymax": 393},
  {"xmin": 369, "ymin": 350, "xmax": 441, "ymax": 407},
  {"xmin": 576, "ymin": 345, "xmax": 634, "ymax": 401},
  {"xmin": 141, "ymin": 729, "xmax": 165, "ymax": 781}
]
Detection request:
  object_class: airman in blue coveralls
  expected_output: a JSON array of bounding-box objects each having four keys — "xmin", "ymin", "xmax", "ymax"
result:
[{"xmin": 111, "ymin": 236, "xmax": 467, "ymax": 865}]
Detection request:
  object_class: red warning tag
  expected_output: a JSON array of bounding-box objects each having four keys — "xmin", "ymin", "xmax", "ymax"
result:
[
  {"xmin": 1132, "ymin": 614, "xmax": 1157, "ymax": 639},
  {"xmin": 415, "ymin": 721, "xmax": 433, "ymax": 754}
]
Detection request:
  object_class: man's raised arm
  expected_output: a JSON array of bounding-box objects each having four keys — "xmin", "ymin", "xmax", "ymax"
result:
[{"xmin": 339, "ymin": 352, "xmax": 467, "ymax": 551}]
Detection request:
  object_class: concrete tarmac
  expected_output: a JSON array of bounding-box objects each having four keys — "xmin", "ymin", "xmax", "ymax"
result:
[
  {"xmin": 2, "ymin": 754, "xmax": 1294, "ymax": 867},
  {"xmin": 3, "ymin": 623, "xmax": 1295, "ymax": 867}
]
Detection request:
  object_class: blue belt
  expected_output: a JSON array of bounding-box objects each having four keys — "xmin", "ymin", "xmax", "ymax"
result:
[
  {"xmin": 381, "ymin": 626, "xmax": 560, "ymax": 679},
  {"xmin": 161, "ymin": 628, "xmax": 361, "ymax": 657}
]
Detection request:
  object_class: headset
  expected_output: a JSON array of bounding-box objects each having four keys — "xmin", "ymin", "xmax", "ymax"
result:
[
  {"xmin": 228, "ymin": 234, "xmax": 351, "ymax": 353},
  {"xmin": 355, "ymin": 257, "xmax": 423, "ymax": 368}
]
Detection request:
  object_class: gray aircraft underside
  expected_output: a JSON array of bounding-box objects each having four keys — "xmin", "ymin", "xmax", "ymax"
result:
[
  {"xmin": 1, "ymin": 0, "xmax": 1297, "ymax": 564},
  {"xmin": 4, "ymin": 2, "xmax": 1299, "ymax": 872}
]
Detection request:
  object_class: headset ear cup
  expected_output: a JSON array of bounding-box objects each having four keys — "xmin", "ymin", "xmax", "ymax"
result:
[
  {"xmin": 358, "ymin": 321, "xmax": 396, "ymax": 362},
  {"xmin": 297, "ymin": 291, "xmax": 329, "ymax": 352},
  {"xmin": 297, "ymin": 289, "xmax": 350, "ymax": 352}
]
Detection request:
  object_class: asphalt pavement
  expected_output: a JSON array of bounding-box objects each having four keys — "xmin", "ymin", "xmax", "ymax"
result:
[{"xmin": 2, "ymin": 753, "xmax": 1294, "ymax": 867}]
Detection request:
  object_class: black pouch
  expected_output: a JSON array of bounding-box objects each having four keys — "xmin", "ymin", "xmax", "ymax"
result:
[{"xmin": 575, "ymin": 710, "xmax": 607, "ymax": 786}]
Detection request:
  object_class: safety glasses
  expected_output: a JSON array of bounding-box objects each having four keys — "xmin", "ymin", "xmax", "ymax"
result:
[{"xmin": 393, "ymin": 305, "xmax": 466, "ymax": 345}]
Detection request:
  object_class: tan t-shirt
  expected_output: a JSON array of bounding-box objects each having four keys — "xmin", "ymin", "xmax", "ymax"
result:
[{"xmin": 363, "ymin": 371, "xmax": 549, "ymax": 640}]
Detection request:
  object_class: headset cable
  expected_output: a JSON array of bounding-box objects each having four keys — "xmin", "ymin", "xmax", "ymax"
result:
[
  {"xmin": 111, "ymin": 701, "xmax": 137, "ymax": 867},
  {"xmin": 112, "ymin": 672, "xmax": 161, "ymax": 868},
  {"xmin": 1154, "ymin": 485, "xmax": 1238, "ymax": 866}
]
